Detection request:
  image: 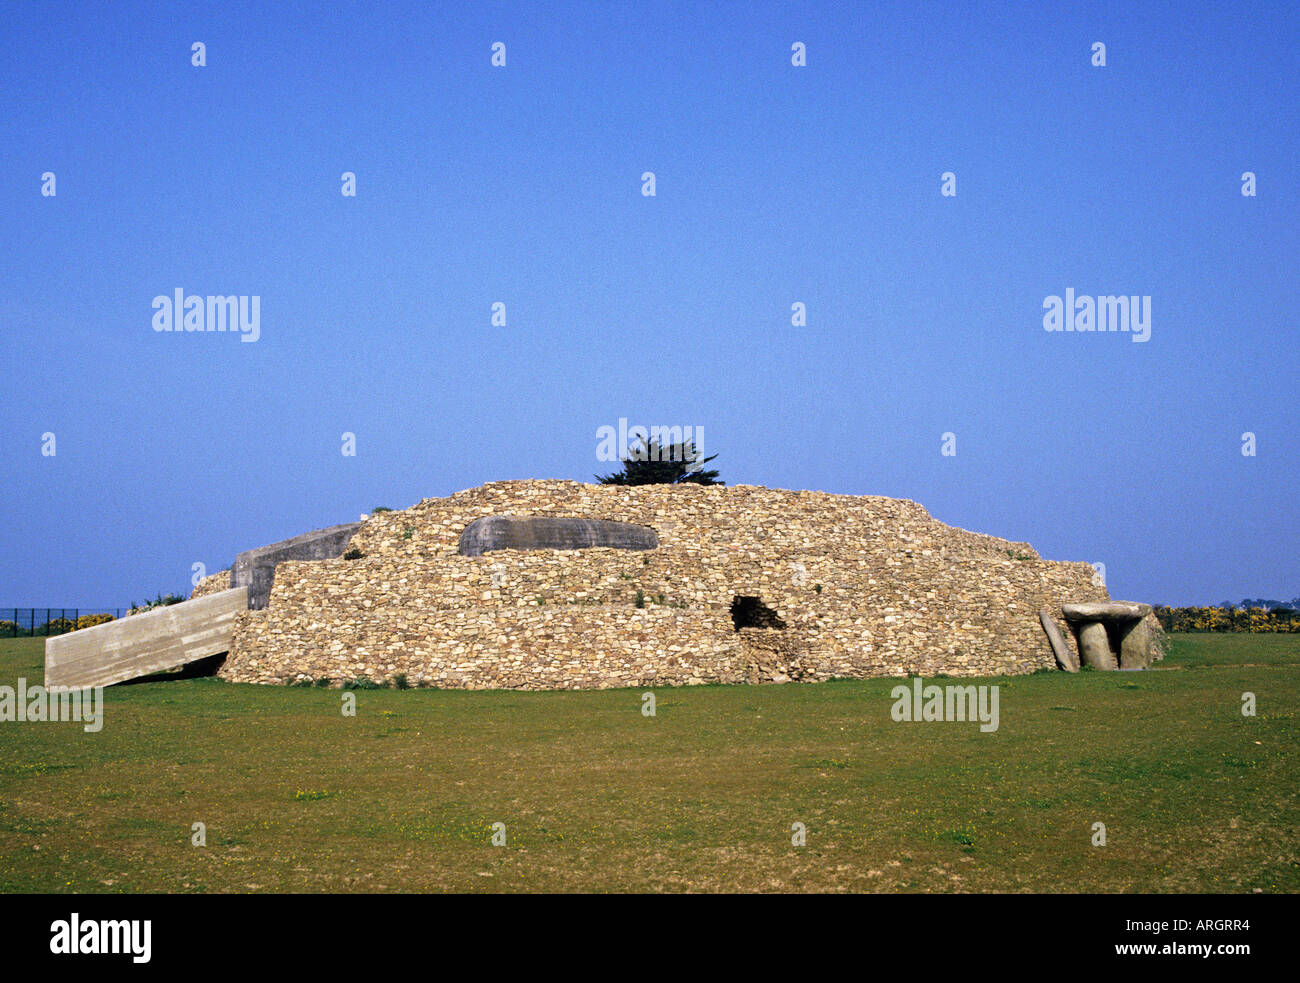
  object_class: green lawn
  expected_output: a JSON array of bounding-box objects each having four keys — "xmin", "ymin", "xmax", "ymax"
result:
[{"xmin": 0, "ymin": 633, "xmax": 1295, "ymax": 892}]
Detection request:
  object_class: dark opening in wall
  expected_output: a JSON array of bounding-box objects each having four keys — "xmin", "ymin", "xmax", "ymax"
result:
[{"xmin": 731, "ymin": 595, "xmax": 786, "ymax": 631}]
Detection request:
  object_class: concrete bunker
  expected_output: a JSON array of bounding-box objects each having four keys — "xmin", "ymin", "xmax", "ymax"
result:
[
  {"xmin": 234, "ymin": 522, "xmax": 362, "ymax": 610},
  {"xmin": 459, "ymin": 515, "xmax": 659, "ymax": 556}
]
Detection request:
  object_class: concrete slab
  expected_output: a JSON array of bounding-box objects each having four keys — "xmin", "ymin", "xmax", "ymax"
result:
[
  {"xmin": 459, "ymin": 516, "xmax": 658, "ymax": 557},
  {"xmin": 234, "ymin": 523, "xmax": 361, "ymax": 609},
  {"xmin": 44, "ymin": 587, "xmax": 248, "ymax": 690}
]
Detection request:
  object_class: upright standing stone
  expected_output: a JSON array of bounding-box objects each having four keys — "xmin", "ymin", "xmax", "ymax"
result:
[
  {"xmin": 1077, "ymin": 621, "xmax": 1116, "ymax": 670},
  {"xmin": 1118, "ymin": 617, "xmax": 1155, "ymax": 669},
  {"xmin": 1039, "ymin": 609, "xmax": 1078, "ymax": 672}
]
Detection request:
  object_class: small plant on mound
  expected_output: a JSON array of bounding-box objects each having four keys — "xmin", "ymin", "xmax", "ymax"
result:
[
  {"xmin": 129, "ymin": 592, "xmax": 187, "ymax": 615},
  {"xmin": 342, "ymin": 548, "xmax": 364, "ymax": 560},
  {"xmin": 371, "ymin": 506, "xmax": 394, "ymax": 513}
]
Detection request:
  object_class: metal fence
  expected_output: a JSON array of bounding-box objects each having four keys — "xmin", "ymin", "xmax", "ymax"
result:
[{"xmin": 0, "ymin": 609, "xmax": 128, "ymax": 637}]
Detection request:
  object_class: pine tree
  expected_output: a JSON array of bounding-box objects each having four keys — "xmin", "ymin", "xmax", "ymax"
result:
[{"xmin": 595, "ymin": 436, "xmax": 723, "ymax": 485}]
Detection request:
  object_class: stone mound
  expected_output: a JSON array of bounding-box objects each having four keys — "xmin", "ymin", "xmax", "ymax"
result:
[{"xmin": 210, "ymin": 480, "xmax": 1136, "ymax": 690}]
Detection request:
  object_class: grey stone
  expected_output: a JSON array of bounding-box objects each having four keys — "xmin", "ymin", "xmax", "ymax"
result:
[
  {"xmin": 1077, "ymin": 621, "xmax": 1117, "ymax": 670},
  {"xmin": 1118, "ymin": 616, "xmax": 1156, "ymax": 669},
  {"xmin": 234, "ymin": 522, "xmax": 362, "ymax": 609},
  {"xmin": 1144, "ymin": 612, "xmax": 1170, "ymax": 662},
  {"xmin": 458, "ymin": 516, "xmax": 658, "ymax": 557},
  {"xmin": 1062, "ymin": 600, "xmax": 1152, "ymax": 623},
  {"xmin": 1039, "ymin": 609, "xmax": 1078, "ymax": 672}
]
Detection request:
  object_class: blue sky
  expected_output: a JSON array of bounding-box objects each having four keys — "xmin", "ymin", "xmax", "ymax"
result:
[{"xmin": 2, "ymin": 0, "xmax": 1296, "ymax": 608}]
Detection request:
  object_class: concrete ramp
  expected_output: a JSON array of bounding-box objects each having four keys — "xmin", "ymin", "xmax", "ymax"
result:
[{"xmin": 44, "ymin": 587, "xmax": 248, "ymax": 690}]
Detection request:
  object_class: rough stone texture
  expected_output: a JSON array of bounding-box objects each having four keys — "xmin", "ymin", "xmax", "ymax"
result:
[
  {"xmin": 1062, "ymin": 601, "xmax": 1151, "ymax": 622},
  {"xmin": 1061, "ymin": 600, "xmax": 1166, "ymax": 671},
  {"xmin": 1039, "ymin": 609, "xmax": 1078, "ymax": 672},
  {"xmin": 1077, "ymin": 621, "xmax": 1117, "ymax": 670},
  {"xmin": 459, "ymin": 516, "xmax": 658, "ymax": 556},
  {"xmin": 190, "ymin": 569, "xmax": 232, "ymax": 600},
  {"xmin": 1144, "ymin": 612, "xmax": 1170, "ymax": 662},
  {"xmin": 1119, "ymin": 617, "xmax": 1157, "ymax": 669},
  {"xmin": 233, "ymin": 523, "xmax": 362, "ymax": 610},
  {"xmin": 217, "ymin": 480, "xmax": 1113, "ymax": 690}
]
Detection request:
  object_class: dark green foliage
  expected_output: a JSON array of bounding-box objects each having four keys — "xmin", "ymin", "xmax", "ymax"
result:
[
  {"xmin": 595, "ymin": 436, "xmax": 723, "ymax": 486},
  {"xmin": 130, "ymin": 592, "xmax": 187, "ymax": 612}
]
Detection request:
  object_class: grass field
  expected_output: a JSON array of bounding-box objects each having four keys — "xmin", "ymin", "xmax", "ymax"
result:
[{"xmin": 1, "ymin": 633, "xmax": 1295, "ymax": 893}]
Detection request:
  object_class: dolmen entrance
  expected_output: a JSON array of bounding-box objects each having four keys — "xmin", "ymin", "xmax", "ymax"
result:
[{"xmin": 1040, "ymin": 601, "xmax": 1159, "ymax": 672}]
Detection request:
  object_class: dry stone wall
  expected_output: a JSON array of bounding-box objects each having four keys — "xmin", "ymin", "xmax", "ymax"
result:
[
  {"xmin": 217, "ymin": 480, "xmax": 1111, "ymax": 689},
  {"xmin": 191, "ymin": 569, "xmax": 232, "ymax": 600}
]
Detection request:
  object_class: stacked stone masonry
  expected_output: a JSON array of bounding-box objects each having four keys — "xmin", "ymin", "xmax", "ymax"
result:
[
  {"xmin": 209, "ymin": 480, "xmax": 1150, "ymax": 690},
  {"xmin": 192, "ymin": 569, "xmax": 233, "ymax": 599}
]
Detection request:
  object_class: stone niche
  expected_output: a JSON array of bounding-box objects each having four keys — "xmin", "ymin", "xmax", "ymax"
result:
[
  {"xmin": 458, "ymin": 515, "xmax": 659, "ymax": 556},
  {"xmin": 730, "ymin": 595, "xmax": 787, "ymax": 630}
]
